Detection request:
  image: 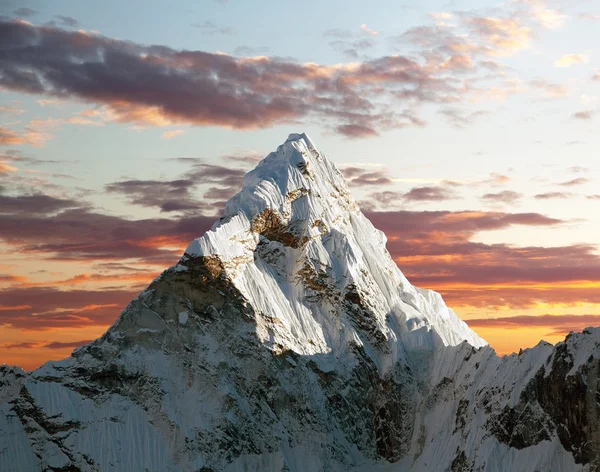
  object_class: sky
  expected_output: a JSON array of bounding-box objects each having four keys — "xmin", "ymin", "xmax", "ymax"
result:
[{"xmin": 1, "ymin": 0, "xmax": 600, "ymax": 369}]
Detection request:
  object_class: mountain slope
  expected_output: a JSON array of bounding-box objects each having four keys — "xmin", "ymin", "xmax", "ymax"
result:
[{"xmin": 1, "ymin": 133, "xmax": 599, "ymax": 472}]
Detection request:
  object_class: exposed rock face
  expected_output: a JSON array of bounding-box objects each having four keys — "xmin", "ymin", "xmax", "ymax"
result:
[{"xmin": 1, "ymin": 133, "xmax": 599, "ymax": 471}]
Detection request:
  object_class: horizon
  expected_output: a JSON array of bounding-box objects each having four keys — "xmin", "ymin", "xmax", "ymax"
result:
[{"xmin": 2, "ymin": 0, "xmax": 600, "ymax": 370}]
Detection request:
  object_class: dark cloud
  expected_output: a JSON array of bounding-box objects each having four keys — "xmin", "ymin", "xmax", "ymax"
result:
[
  {"xmin": 184, "ymin": 163, "xmax": 245, "ymax": 188},
  {"xmin": 360, "ymin": 209, "xmax": 600, "ymax": 308},
  {"xmin": 0, "ymin": 149, "xmax": 66, "ymax": 165},
  {"xmin": 13, "ymin": 7, "xmax": 37, "ymax": 17},
  {"xmin": 0, "ymin": 206, "xmax": 214, "ymax": 263},
  {"xmin": 328, "ymin": 38, "xmax": 375, "ymax": 59},
  {"xmin": 221, "ymin": 153, "xmax": 262, "ymax": 165},
  {"xmin": 367, "ymin": 191, "xmax": 404, "ymax": 207},
  {"xmin": 105, "ymin": 179, "xmax": 202, "ymax": 213},
  {"xmin": 403, "ymin": 186, "xmax": 458, "ymax": 202},
  {"xmin": 366, "ymin": 186, "xmax": 458, "ymax": 208},
  {"xmin": 341, "ymin": 166, "xmax": 392, "ymax": 186},
  {"xmin": 1, "ymin": 341, "xmax": 38, "ymax": 349},
  {"xmin": 336, "ymin": 124, "xmax": 378, "ymax": 138},
  {"xmin": 44, "ymin": 339, "xmax": 92, "ymax": 349},
  {"xmin": 104, "ymin": 160, "xmax": 246, "ymax": 213},
  {"xmin": 1, "ymin": 339, "xmax": 92, "ymax": 349},
  {"xmin": 365, "ymin": 210, "xmax": 562, "ymax": 248},
  {"xmin": 55, "ymin": 15, "xmax": 78, "ymax": 27},
  {"xmin": 0, "ymin": 193, "xmax": 81, "ymax": 214},
  {"xmin": 481, "ymin": 190, "xmax": 522, "ymax": 204},
  {"xmin": 0, "ymin": 286, "xmax": 137, "ymax": 329},
  {"xmin": 0, "ymin": 20, "xmax": 485, "ymax": 137},
  {"xmin": 203, "ymin": 186, "xmax": 236, "ymax": 200}
]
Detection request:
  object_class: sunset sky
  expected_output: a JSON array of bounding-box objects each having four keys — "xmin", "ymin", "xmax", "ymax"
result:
[{"xmin": 2, "ymin": 0, "xmax": 600, "ymax": 370}]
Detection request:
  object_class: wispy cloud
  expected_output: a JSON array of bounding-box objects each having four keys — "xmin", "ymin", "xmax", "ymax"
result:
[
  {"xmin": 360, "ymin": 24, "xmax": 379, "ymax": 36},
  {"xmin": 573, "ymin": 110, "xmax": 594, "ymax": 120},
  {"xmin": 162, "ymin": 129, "xmax": 184, "ymax": 140},
  {"xmin": 554, "ymin": 53, "xmax": 589, "ymax": 68}
]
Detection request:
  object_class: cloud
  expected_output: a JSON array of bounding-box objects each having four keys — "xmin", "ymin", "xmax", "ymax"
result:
[
  {"xmin": 221, "ymin": 152, "xmax": 262, "ymax": 165},
  {"xmin": 0, "ymin": 204, "xmax": 214, "ymax": 263},
  {"xmin": 328, "ymin": 37, "xmax": 375, "ymax": 59},
  {"xmin": 534, "ymin": 192, "xmax": 574, "ymax": 199},
  {"xmin": 44, "ymin": 339, "xmax": 92, "ymax": 349},
  {"xmin": 359, "ymin": 209, "xmax": 600, "ymax": 310},
  {"xmin": 0, "ymin": 19, "xmax": 503, "ymax": 137},
  {"xmin": 573, "ymin": 110, "xmax": 594, "ymax": 120},
  {"xmin": 439, "ymin": 55, "xmax": 474, "ymax": 71},
  {"xmin": 481, "ymin": 190, "xmax": 522, "ymax": 204},
  {"xmin": 0, "ymin": 126, "xmax": 41, "ymax": 146},
  {"xmin": 360, "ymin": 24, "xmax": 379, "ymax": 36},
  {"xmin": 0, "ymin": 287, "xmax": 137, "ymax": 330},
  {"xmin": 367, "ymin": 191, "xmax": 405, "ymax": 208},
  {"xmin": 233, "ymin": 45, "xmax": 269, "ymax": 56},
  {"xmin": 403, "ymin": 186, "xmax": 458, "ymax": 202},
  {"xmin": 341, "ymin": 166, "xmax": 393, "ymax": 186},
  {"xmin": 439, "ymin": 108, "xmax": 488, "ymax": 127},
  {"xmin": 104, "ymin": 160, "xmax": 245, "ymax": 213},
  {"xmin": 55, "ymin": 15, "xmax": 78, "ymax": 27},
  {"xmin": 486, "ymin": 173, "xmax": 511, "ymax": 185},
  {"xmin": 559, "ymin": 177, "xmax": 589, "ymax": 186},
  {"xmin": 191, "ymin": 20, "xmax": 235, "ymax": 35},
  {"xmin": 0, "ymin": 161, "xmax": 18, "ymax": 174},
  {"xmin": 554, "ymin": 53, "xmax": 589, "ymax": 68},
  {"xmin": 579, "ymin": 13, "xmax": 600, "ymax": 21},
  {"xmin": 525, "ymin": 1, "xmax": 566, "ymax": 30},
  {"xmin": 569, "ymin": 166, "xmax": 590, "ymax": 173},
  {"xmin": 13, "ymin": 7, "xmax": 37, "ymax": 17},
  {"xmin": 162, "ymin": 129, "xmax": 184, "ymax": 139},
  {"xmin": 529, "ymin": 79, "xmax": 568, "ymax": 99},
  {"xmin": 461, "ymin": 14, "xmax": 532, "ymax": 56},
  {"xmin": 105, "ymin": 178, "xmax": 203, "ymax": 213},
  {"xmin": 466, "ymin": 314, "xmax": 600, "ymax": 336},
  {"xmin": 0, "ymin": 194, "xmax": 81, "ymax": 214},
  {"xmin": 1, "ymin": 339, "xmax": 92, "ymax": 350},
  {"xmin": 466, "ymin": 314, "xmax": 600, "ymax": 329},
  {"xmin": 0, "ymin": 341, "xmax": 38, "ymax": 349},
  {"xmin": 335, "ymin": 124, "xmax": 378, "ymax": 138}
]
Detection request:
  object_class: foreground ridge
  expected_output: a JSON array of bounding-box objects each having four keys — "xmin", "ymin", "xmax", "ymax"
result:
[{"xmin": 1, "ymin": 133, "xmax": 599, "ymax": 472}]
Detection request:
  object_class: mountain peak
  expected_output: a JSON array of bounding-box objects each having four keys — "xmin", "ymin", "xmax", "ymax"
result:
[{"xmin": 183, "ymin": 133, "xmax": 485, "ymax": 363}]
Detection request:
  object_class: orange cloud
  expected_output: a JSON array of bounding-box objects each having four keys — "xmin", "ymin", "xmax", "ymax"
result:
[{"xmin": 162, "ymin": 129, "xmax": 184, "ymax": 139}]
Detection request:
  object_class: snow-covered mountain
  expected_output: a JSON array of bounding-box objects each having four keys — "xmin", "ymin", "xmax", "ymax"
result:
[{"xmin": 1, "ymin": 133, "xmax": 599, "ymax": 471}]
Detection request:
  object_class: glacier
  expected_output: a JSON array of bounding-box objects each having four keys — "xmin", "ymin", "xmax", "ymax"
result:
[{"xmin": 1, "ymin": 133, "xmax": 599, "ymax": 471}]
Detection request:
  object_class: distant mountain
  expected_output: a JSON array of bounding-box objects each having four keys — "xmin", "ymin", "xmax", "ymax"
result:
[{"xmin": 1, "ymin": 133, "xmax": 599, "ymax": 471}]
